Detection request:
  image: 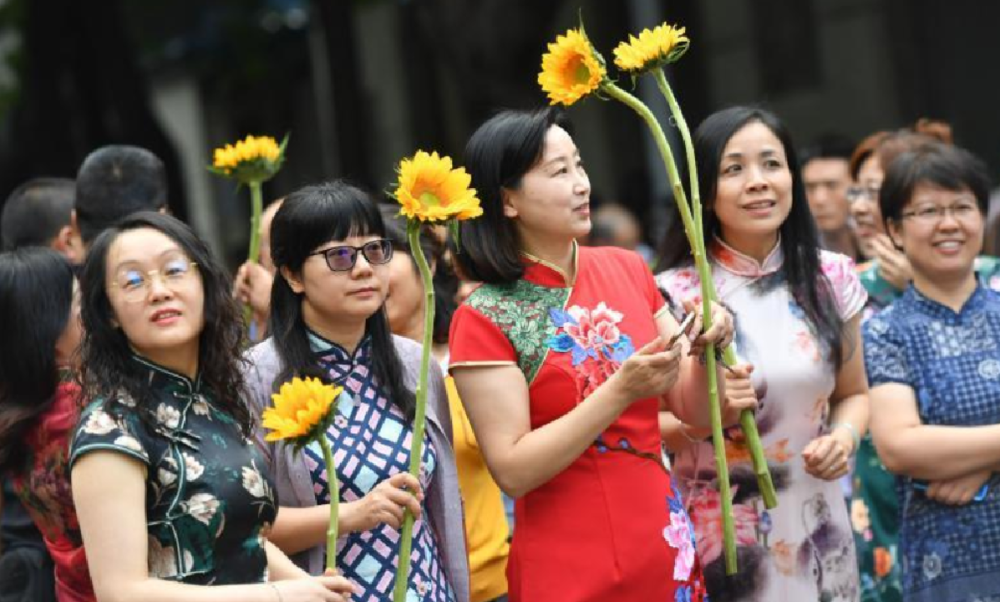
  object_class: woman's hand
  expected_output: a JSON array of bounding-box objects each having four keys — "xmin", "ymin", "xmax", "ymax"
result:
[
  {"xmin": 683, "ymin": 299, "xmax": 735, "ymax": 358},
  {"xmin": 351, "ymin": 472, "xmax": 423, "ymax": 532},
  {"xmin": 871, "ymin": 234, "xmax": 912, "ymax": 291},
  {"xmin": 272, "ymin": 570, "xmax": 356, "ymax": 601},
  {"xmin": 926, "ymin": 470, "xmax": 992, "ymax": 505},
  {"xmin": 722, "ymin": 363, "xmax": 757, "ymax": 426},
  {"xmin": 233, "ymin": 261, "xmax": 275, "ymax": 316},
  {"xmin": 802, "ymin": 431, "xmax": 852, "ymax": 481},
  {"xmin": 610, "ymin": 336, "xmax": 683, "ymax": 402}
]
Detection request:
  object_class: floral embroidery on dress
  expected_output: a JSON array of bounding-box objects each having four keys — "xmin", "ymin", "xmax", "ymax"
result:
[
  {"xmin": 664, "ymin": 486, "xmax": 697, "ymax": 581},
  {"xmin": 466, "ymin": 279, "xmax": 571, "ymax": 383},
  {"xmin": 70, "ymin": 357, "xmax": 277, "ymax": 586},
  {"xmin": 546, "ymin": 302, "xmax": 635, "ymax": 397}
]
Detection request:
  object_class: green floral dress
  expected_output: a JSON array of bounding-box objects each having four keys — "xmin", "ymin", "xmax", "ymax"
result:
[{"xmin": 69, "ymin": 355, "xmax": 277, "ymax": 584}]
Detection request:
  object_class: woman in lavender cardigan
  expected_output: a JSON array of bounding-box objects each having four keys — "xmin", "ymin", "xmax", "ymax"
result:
[{"xmin": 243, "ymin": 181, "xmax": 470, "ymax": 602}]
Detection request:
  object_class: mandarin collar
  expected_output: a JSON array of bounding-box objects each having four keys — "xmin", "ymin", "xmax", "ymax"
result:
[
  {"xmin": 906, "ymin": 282, "xmax": 987, "ymax": 320},
  {"xmin": 310, "ymin": 330, "xmax": 372, "ymax": 376},
  {"xmin": 520, "ymin": 240, "xmax": 579, "ymax": 288},
  {"xmin": 709, "ymin": 236, "xmax": 783, "ymax": 278},
  {"xmin": 131, "ymin": 354, "xmax": 202, "ymax": 393}
]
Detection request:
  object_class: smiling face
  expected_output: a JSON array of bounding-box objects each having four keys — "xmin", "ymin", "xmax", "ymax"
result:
[
  {"xmin": 503, "ymin": 125, "xmax": 592, "ymax": 246},
  {"xmin": 105, "ymin": 227, "xmax": 204, "ymax": 367},
  {"xmin": 712, "ymin": 121, "xmax": 794, "ymax": 252},
  {"xmin": 888, "ymin": 182, "xmax": 984, "ymax": 283},
  {"xmin": 283, "ymin": 235, "xmax": 390, "ymax": 330}
]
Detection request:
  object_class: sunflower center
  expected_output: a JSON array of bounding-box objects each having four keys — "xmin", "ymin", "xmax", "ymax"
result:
[
  {"xmin": 419, "ymin": 190, "xmax": 443, "ymax": 208},
  {"xmin": 569, "ymin": 56, "xmax": 591, "ymax": 85}
]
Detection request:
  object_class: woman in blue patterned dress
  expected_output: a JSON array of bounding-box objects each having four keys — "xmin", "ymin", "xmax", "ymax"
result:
[
  {"xmin": 70, "ymin": 212, "xmax": 353, "ymax": 601},
  {"xmin": 244, "ymin": 182, "xmax": 469, "ymax": 602},
  {"xmin": 865, "ymin": 143, "xmax": 1000, "ymax": 602}
]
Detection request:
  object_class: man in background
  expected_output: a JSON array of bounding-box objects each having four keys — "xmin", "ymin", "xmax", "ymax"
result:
[
  {"xmin": 801, "ymin": 134, "xmax": 860, "ymax": 260},
  {"xmin": 1, "ymin": 178, "xmax": 80, "ymax": 263}
]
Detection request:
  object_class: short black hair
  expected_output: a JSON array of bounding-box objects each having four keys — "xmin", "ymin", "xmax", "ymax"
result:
[
  {"xmin": 800, "ymin": 133, "xmax": 855, "ymax": 167},
  {"xmin": 880, "ymin": 143, "xmax": 991, "ymax": 226},
  {"xmin": 1, "ymin": 178, "xmax": 75, "ymax": 250},
  {"xmin": 75, "ymin": 145, "xmax": 168, "ymax": 245},
  {"xmin": 457, "ymin": 107, "xmax": 570, "ymax": 284}
]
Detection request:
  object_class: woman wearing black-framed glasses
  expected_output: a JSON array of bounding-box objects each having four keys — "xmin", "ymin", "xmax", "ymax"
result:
[{"xmin": 243, "ymin": 181, "xmax": 470, "ymax": 602}]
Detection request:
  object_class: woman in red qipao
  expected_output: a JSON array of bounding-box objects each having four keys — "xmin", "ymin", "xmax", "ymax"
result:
[{"xmin": 449, "ymin": 108, "xmax": 739, "ymax": 602}]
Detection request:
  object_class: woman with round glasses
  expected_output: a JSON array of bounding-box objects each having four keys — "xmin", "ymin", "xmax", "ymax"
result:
[
  {"xmin": 244, "ymin": 181, "xmax": 470, "ymax": 602},
  {"xmin": 70, "ymin": 212, "xmax": 353, "ymax": 601},
  {"xmin": 865, "ymin": 143, "xmax": 1000, "ymax": 602}
]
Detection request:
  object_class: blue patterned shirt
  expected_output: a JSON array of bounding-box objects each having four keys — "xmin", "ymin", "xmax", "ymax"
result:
[
  {"xmin": 302, "ymin": 332, "xmax": 454, "ymax": 602},
  {"xmin": 864, "ymin": 284, "xmax": 1000, "ymax": 602}
]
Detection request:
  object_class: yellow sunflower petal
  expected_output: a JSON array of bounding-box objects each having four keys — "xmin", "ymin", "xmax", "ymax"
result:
[
  {"xmin": 538, "ymin": 29, "xmax": 605, "ymax": 107},
  {"xmin": 613, "ymin": 23, "xmax": 689, "ymax": 73},
  {"xmin": 393, "ymin": 150, "xmax": 482, "ymax": 223},
  {"xmin": 262, "ymin": 377, "xmax": 342, "ymax": 443}
]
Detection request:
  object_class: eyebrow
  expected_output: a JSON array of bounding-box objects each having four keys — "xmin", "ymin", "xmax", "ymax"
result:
[
  {"xmin": 112, "ymin": 248, "xmax": 187, "ymax": 272},
  {"xmin": 723, "ymin": 149, "xmax": 781, "ymax": 161},
  {"xmin": 542, "ymin": 150, "xmax": 582, "ymax": 168}
]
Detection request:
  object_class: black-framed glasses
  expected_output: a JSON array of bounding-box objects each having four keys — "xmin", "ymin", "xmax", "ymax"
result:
[{"xmin": 309, "ymin": 239, "xmax": 393, "ymax": 272}]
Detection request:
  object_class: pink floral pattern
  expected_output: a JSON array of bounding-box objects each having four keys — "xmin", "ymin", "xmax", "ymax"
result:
[
  {"xmin": 664, "ymin": 511, "xmax": 697, "ymax": 581},
  {"xmin": 547, "ymin": 302, "xmax": 635, "ymax": 397},
  {"xmin": 687, "ymin": 487, "xmax": 760, "ymax": 566}
]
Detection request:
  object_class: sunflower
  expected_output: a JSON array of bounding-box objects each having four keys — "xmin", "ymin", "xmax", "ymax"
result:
[
  {"xmin": 209, "ymin": 134, "xmax": 287, "ymax": 184},
  {"xmin": 394, "ymin": 151, "xmax": 482, "ymax": 223},
  {"xmin": 262, "ymin": 377, "xmax": 342, "ymax": 446},
  {"xmin": 538, "ymin": 28, "xmax": 606, "ymax": 106},
  {"xmin": 613, "ymin": 23, "xmax": 690, "ymax": 73}
]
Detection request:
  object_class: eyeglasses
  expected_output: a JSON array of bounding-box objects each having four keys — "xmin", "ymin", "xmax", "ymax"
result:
[
  {"xmin": 846, "ymin": 186, "xmax": 880, "ymax": 203},
  {"xmin": 309, "ymin": 239, "xmax": 393, "ymax": 272},
  {"xmin": 902, "ymin": 200, "xmax": 980, "ymax": 225},
  {"xmin": 112, "ymin": 257, "xmax": 198, "ymax": 303}
]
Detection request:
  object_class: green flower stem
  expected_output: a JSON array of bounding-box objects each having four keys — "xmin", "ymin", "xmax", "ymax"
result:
[
  {"xmin": 652, "ymin": 69, "xmax": 777, "ymax": 510},
  {"xmin": 602, "ymin": 80, "xmax": 737, "ymax": 574},
  {"xmin": 392, "ymin": 221, "xmax": 436, "ymax": 602},
  {"xmin": 317, "ymin": 432, "xmax": 339, "ymax": 571},
  {"xmin": 244, "ymin": 181, "xmax": 264, "ymax": 325}
]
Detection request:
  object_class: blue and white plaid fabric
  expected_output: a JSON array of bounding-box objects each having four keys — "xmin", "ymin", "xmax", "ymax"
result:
[{"xmin": 302, "ymin": 332, "xmax": 454, "ymax": 602}]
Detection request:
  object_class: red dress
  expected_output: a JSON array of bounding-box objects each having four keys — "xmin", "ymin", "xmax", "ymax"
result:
[
  {"xmin": 449, "ymin": 245, "xmax": 707, "ymax": 602},
  {"xmin": 10, "ymin": 381, "xmax": 95, "ymax": 602}
]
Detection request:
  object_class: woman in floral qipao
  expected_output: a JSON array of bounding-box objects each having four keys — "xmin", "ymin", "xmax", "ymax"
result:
[
  {"xmin": 656, "ymin": 107, "xmax": 870, "ymax": 601},
  {"xmin": 69, "ymin": 212, "xmax": 353, "ymax": 601},
  {"xmin": 448, "ymin": 107, "xmax": 738, "ymax": 602}
]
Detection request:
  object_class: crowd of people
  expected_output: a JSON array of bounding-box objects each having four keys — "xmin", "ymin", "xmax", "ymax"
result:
[{"xmin": 0, "ymin": 102, "xmax": 998, "ymax": 602}]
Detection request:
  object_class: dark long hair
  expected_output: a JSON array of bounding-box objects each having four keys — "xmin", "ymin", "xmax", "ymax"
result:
[
  {"xmin": 79, "ymin": 212, "xmax": 252, "ymax": 436},
  {"xmin": 269, "ymin": 182, "xmax": 416, "ymax": 419},
  {"xmin": 0, "ymin": 248, "xmax": 75, "ymax": 474},
  {"xmin": 659, "ymin": 106, "xmax": 845, "ymax": 367},
  {"xmin": 379, "ymin": 204, "xmax": 458, "ymax": 345},
  {"xmin": 457, "ymin": 107, "xmax": 570, "ymax": 284}
]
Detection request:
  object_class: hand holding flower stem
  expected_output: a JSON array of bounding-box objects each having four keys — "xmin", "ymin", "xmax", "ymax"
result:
[
  {"xmin": 262, "ymin": 377, "xmax": 343, "ymax": 571},
  {"xmin": 209, "ymin": 134, "xmax": 288, "ymax": 326},
  {"xmin": 651, "ymin": 68, "xmax": 776, "ymax": 510}
]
